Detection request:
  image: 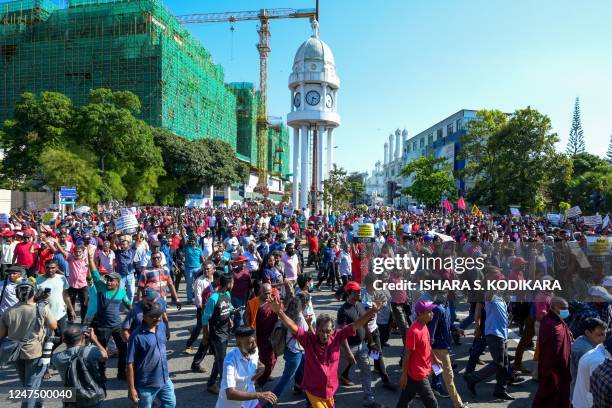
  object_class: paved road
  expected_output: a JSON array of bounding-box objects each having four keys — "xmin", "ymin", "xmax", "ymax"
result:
[{"xmin": 0, "ymin": 267, "xmax": 538, "ymax": 407}]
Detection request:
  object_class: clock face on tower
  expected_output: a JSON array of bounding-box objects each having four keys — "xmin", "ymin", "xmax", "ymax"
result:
[
  {"xmin": 305, "ymin": 90, "xmax": 321, "ymax": 106},
  {"xmin": 294, "ymin": 92, "xmax": 301, "ymax": 108},
  {"xmin": 325, "ymin": 93, "xmax": 333, "ymax": 108}
]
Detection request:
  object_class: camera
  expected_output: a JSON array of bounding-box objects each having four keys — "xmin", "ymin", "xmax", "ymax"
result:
[{"xmin": 41, "ymin": 335, "xmax": 61, "ymax": 366}]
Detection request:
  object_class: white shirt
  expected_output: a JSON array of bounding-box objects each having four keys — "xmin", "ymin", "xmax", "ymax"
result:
[
  {"xmin": 201, "ymin": 237, "xmax": 214, "ymax": 257},
  {"xmin": 35, "ymin": 274, "xmax": 69, "ymax": 320},
  {"xmin": 96, "ymin": 249, "xmax": 115, "ymax": 272},
  {"xmin": 572, "ymin": 343, "xmax": 611, "ymax": 408},
  {"xmin": 243, "ymin": 251, "xmax": 259, "ymax": 272},
  {"xmin": 216, "ymin": 347, "xmax": 259, "ymax": 408},
  {"xmin": 193, "ymin": 275, "xmax": 211, "ymax": 309},
  {"xmin": 1, "ymin": 241, "xmax": 16, "ymax": 265},
  {"xmin": 0, "ymin": 279, "xmax": 18, "ymax": 315}
]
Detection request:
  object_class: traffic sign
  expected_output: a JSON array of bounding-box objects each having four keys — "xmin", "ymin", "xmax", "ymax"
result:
[{"xmin": 60, "ymin": 186, "xmax": 77, "ymax": 198}]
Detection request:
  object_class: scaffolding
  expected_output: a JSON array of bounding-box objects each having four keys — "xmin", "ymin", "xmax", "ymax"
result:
[
  {"xmin": 228, "ymin": 82, "xmax": 258, "ymax": 165},
  {"xmin": 0, "ymin": 0, "xmax": 237, "ymax": 146}
]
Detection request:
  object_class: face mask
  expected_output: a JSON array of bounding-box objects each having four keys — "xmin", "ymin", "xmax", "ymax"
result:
[{"xmin": 559, "ymin": 309, "xmax": 570, "ymax": 320}]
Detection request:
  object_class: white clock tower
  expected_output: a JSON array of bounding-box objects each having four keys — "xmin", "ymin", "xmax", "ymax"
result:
[{"xmin": 288, "ymin": 20, "xmax": 340, "ymax": 213}]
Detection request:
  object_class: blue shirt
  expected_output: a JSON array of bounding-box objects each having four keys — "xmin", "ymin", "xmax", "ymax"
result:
[
  {"xmin": 427, "ymin": 303, "xmax": 452, "ymax": 350},
  {"xmin": 127, "ymin": 324, "xmax": 169, "ymax": 389},
  {"xmin": 184, "ymin": 246, "xmax": 203, "ymax": 269},
  {"xmin": 53, "ymin": 252, "xmax": 69, "ymax": 275},
  {"xmin": 485, "ymin": 296, "xmax": 508, "ymax": 339},
  {"xmin": 115, "ymin": 248, "xmax": 135, "ymax": 276},
  {"xmin": 122, "ymin": 299, "xmax": 168, "ymax": 333}
]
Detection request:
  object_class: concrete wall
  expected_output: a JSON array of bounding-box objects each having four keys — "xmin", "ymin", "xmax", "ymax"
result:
[{"xmin": 10, "ymin": 191, "xmax": 59, "ymax": 210}]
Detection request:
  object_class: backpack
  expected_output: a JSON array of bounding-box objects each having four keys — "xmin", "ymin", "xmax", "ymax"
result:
[
  {"xmin": 270, "ymin": 321, "xmax": 287, "ymax": 356},
  {"xmin": 64, "ymin": 346, "xmax": 106, "ymax": 407}
]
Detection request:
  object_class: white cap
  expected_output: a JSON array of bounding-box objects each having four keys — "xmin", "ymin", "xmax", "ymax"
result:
[{"xmin": 588, "ymin": 285, "xmax": 612, "ymax": 301}]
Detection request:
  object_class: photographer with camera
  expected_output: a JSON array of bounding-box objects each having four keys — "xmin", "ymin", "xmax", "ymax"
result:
[
  {"xmin": 52, "ymin": 324, "xmax": 108, "ymax": 408},
  {"xmin": 0, "ymin": 278, "xmax": 57, "ymax": 408}
]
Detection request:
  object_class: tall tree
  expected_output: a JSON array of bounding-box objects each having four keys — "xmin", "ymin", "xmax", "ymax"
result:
[
  {"xmin": 400, "ymin": 156, "xmax": 456, "ymax": 208},
  {"xmin": 75, "ymin": 89, "xmax": 164, "ymax": 203},
  {"xmin": 607, "ymin": 134, "xmax": 612, "ymax": 164},
  {"xmin": 457, "ymin": 109, "xmax": 509, "ymax": 207},
  {"xmin": 566, "ymin": 97, "xmax": 585, "ymax": 156},
  {"xmin": 0, "ymin": 92, "xmax": 75, "ymax": 189},
  {"xmin": 322, "ymin": 165, "xmax": 352, "ymax": 211}
]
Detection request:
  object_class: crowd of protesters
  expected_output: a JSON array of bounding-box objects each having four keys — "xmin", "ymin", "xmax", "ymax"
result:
[{"xmin": 0, "ymin": 203, "xmax": 610, "ymax": 408}]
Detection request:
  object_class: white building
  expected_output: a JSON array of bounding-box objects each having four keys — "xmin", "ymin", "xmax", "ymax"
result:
[{"xmin": 365, "ymin": 110, "xmax": 479, "ymax": 207}]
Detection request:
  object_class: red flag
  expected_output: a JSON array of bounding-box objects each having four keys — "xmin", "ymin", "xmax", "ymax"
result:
[
  {"xmin": 458, "ymin": 196, "xmax": 466, "ymax": 210},
  {"xmin": 443, "ymin": 199, "xmax": 454, "ymax": 212}
]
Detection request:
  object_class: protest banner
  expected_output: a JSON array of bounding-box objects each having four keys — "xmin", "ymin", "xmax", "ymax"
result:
[
  {"xmin": 582, "ymin": 215, "xmax": 602, "ymax": 226},
  {"xmin": 586, "ymin": 236, "xmax": 611, "ymax": 256},
  {"xmin": 120, "ymin": 207, "xmax": 138, "ymax": 216},
  {"xmin": 42, "ymin": 212, "xmax": 58, "ymax": 224},
  {"xmin": 114, "ymin": 214, "xmax": 139, "ymax": 232},
  {"xmin": 546, "ymin": 213, "xmax": 563, "ymax": 226},
  {"xmin": 566, "ymin": 206, "xmax": 582, "ymax": 219},
  {"xmin": 357, "ymin": 223, "xmax": 375, "ymax": 238},
  {"xmin": 510, "ymin": 207, "xmax": 521, "ymax": 217},
  {"xmin": 0, "ymin": 213, "xmax": 9, "ymax": 225}
]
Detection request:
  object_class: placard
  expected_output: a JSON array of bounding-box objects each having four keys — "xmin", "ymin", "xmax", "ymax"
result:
[
  {"xmin": 0, "ymin": 213, "xmax": 9, "ymax": 224},
  {"xmin": 566, "ymin": 206, "xmax": 582, "ymax": 219},
  {"xmin": 510, "ymin": 208, "xmax": 521, "ymax": 217},
  {"xmin": 114, "ymin": 214, "xmax": 139, "ymax": 232},
  {"xmin": 75, "ymin": 206, "xmax": 90, "ymax": 214},
  {"xmin": 357, "ymin": 223, "xmax": 375, "ymax": 238},
  {"xmin": 42, "ymin": 212, "xmax": 58, "ymax": 224},
  {"xmin": 582, "ymin": 215, "xmax": 603, "ymax": 226},
  {"xmin": 586, "ymin": 236, "xmax": 611, "ymax": 256}
]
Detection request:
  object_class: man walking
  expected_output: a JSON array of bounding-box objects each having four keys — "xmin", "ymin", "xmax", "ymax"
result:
[
  {"xmin": 533, "ymin": 296, "xmax": 572, "ymax": 408},
  {"xmin": 396, "ymin": 300, "xmax": 441, "ymax": 408},
  {"xmin": 127, "ymin": 302, "xmax": 176, "ymax": 408}
]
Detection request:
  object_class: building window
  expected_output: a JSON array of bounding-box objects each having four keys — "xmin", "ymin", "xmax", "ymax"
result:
[
  {"xmin": 447, "ymin": 123, "xmax": 453, "ymax": 135},
  {"xmin": 406, "ymin": 143, "xmax": 410, "ymax": 153},
  {"xmin": 413, "ymin": 141, "xmax": 417, "ymax": 151},
  {"xmin": 427, "ymin": 134, "xmax": 433, "ymax": 146},
  {"xmin": 456, "ymin": 119, "xmax": 462, "ymax": 131},
  {"xmin": 419, "ymin": 138, "xmax": 424, "ymax": 148},
  {"xmin": 437, "ymin": 128, "xmax": 443, "ymax": 140}
]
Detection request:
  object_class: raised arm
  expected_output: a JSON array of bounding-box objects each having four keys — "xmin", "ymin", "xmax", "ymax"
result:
[
  {"xmin": 352, "ymin": 300, "xmax": 385, "ymax": 331},
  {"xmin": 268, "ymin": 297, "xmax": 298, "ymax": 335}
]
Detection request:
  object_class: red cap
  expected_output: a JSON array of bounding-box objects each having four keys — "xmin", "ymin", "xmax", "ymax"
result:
[
  {"xmin": 2, "ymin": 230, "xmax": 14, "ymax": 237},
  {"xmin": 344, "ymin": 281, "xmax": 361, "ymax": 293},
  {"xmin": 231, "ymin": 255, "xmax": 248, "ymax": 264}
]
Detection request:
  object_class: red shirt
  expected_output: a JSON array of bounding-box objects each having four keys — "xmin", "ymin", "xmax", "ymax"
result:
[
  {"xmin": 294, "ymin": 325, "xmax": 356, "ymax": 399},
  {"xmin": 405, "ymin": 321, "xmax": 431, "ymax": 381},
  {"xmin": 35, "ymin": 248, "xmax": 55, "ymax": 274},
  {"xmin": 308, "ymin": 236, "xmax": 319, "ymax": 253},
  {"xmin": 230, "ymin": 268, "xmax": 251, "ymax": 300},
  {"xmin": 14, "ymin": 242, "xmax": 37, "ymax": 268}
]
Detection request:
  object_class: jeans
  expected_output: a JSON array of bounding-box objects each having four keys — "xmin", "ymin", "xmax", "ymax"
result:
[
  {"xmin": 272, "ymin": 349, "xmax": 303, "ymax": 398},
  {"xmin": 68, "ymin": 286, "xmax": 89, "ymax": 322},
  {"xmin": 138, "ymin": 378, "xmax": 176, "ymax": 408},
  {"xmin": 184, "ymin": 267, "xmax": 199, "ymax": 303},
  {"xmin": 396, "ymin": 376, "xmax": 438, "ymax": 408},
  {"xmin": 338, "ymin": 341, "xmax": 374, "ymax": 402},
  {"xmin": 15, "ymin": 357, "xmax": 47, "ymax": 408},
  {"xmin": 371, "ymin": 328, "xmax": 390, "ymax": 383},
  {"xmin": 514, "ymin": 315, "xmax": 535, "ymax": 367},
  {"xmin": 207, "ymin": 337, "xmax": 228, "ymax": 387},
  {"xmin": 120, "ymin": 274, "xmax": 135, "ymax": 304},
  {"xmin": 465, "ymin": 335, "xmax": 487, "ymax": 373},
  {"xmin": 231, "ymin": 296, "xmax": 246, "ymax": 328},
  {"xmin": 95, "ymin": 326, "xmax": 127, "ymax": 378},
  {"xmin": 466, "ymin": 334, "xmax": 509, "ymax": 394},
  {"xmin": 459, "ymin": 302, "xmax": 476, "ymax": 330},
  {"xmin": 186, "ymin": 307, "xmax": 203, "ymax": 348},
  {"xmin": 391, "ymin": 303, "xmax": 411, "ymax": 345}
]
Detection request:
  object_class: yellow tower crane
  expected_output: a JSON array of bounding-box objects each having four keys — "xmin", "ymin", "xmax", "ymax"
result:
[{"xmin": 176, "ymin": 7, "xmax": 318, "ymax": 198}]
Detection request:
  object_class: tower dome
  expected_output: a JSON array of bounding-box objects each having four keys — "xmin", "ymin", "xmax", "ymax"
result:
[{"xmin": 289, "ymin": 20, "xmax": 340, "ymax": 89}]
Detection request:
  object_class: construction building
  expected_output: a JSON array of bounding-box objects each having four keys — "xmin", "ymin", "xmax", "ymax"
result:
[{"xmin": 0, "ymin": 0, "xmax": 290, "ymax": 200}]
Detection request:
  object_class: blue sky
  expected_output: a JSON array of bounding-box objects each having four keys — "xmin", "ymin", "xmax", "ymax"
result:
[{"xmin": 166, "ymin": 0, "xmax": 612, "ymax": 173}]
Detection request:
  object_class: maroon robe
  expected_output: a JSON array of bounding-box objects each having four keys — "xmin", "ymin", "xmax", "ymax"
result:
[
  {"xmin": 532, "ymin": 310, "xmax": 572, "ymax": 408},
  {"xmin": 255, "ymin": 302, "xmax": 279, "ymax": 387}
]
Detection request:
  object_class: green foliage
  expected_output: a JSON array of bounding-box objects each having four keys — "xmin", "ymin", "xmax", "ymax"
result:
[
  {"xmin": 39, "ymin": 147, "xmax": 101, "ymax": 205},
  {"xmin": 346, "ymin": 173, "xmax": 366, "ymax": 206},
  {"xmin": 566, "ymin": 97, "xmax": 585, "ymax": 156},
  {"xmin": 0, "ymin": 92, "xmax": 75, "ymax": 188},
  {"xmin": 559, "ymin": 201, "xmax": 571, "ymax": 214},
  {"xmin": 153, "ymin": 128, "xmax": 247, "ymax": 204},
  {"xmin": 460, "ymin": 107, "xmax": 563, "ymax": 212},
  {"xmin": 323, "ymin": 165, "xmax": 353, "ymax": 211},
  {"xmin": 400, "ymin": 156, "xmax": 456, "ymax": 208}
]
